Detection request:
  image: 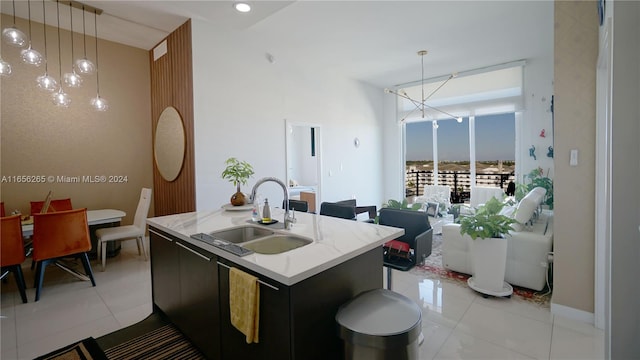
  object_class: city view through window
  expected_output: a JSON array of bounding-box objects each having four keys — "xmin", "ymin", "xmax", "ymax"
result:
[{"xmin": 405, "ymin": 113, "xmax": 516, "ymax": 203}]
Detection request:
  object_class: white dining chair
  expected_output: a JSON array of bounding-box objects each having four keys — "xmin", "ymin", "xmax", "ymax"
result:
[{"xmin": 96, "ymin": 188, "xmax": 152, "ymax": 271}]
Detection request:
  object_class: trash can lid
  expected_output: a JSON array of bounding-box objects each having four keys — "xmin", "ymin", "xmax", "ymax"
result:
[{"xmin": 336, "ymin": 289, "xmax": 421, "ymax": 337}]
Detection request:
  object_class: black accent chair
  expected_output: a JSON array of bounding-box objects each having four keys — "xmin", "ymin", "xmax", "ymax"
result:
[
  {"xmin": 378, "ymin": 208, "xmax": 433, "ymax": 290},
  {"xmin": 283, "ymin": 199, "xmax": 309, "ymax": 213},
  {"xmin": 319, "ymin": 202, "xmax": 356, "ymax": 220}
]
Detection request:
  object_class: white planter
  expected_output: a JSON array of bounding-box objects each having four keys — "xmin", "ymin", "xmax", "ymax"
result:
[{"xmin": 468, "ymin": 237, "xmax": 513, "ymax": 297}]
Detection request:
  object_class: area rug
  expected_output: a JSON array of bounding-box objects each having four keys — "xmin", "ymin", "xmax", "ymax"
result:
[
  {"xmin": 34, "ymin": 337, "xmax": 107, "ymax": 360},
  {"xmin": 104, "ymin": 324, "xmax": 205, "ymax": 360},
  {"xmin": 410, "ymin": 234, "xmax": 552, "ymax": 307}
]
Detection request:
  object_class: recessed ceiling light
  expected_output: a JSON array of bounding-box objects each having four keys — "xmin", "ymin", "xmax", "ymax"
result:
[{"xmin": 234, "ymin": 2, "xmax": 251, "ymax": 13}]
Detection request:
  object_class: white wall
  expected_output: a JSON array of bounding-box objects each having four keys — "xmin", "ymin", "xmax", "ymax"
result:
[{"xmin": 191, "ymin": 20, "xmax": 384, "ymax": 210}]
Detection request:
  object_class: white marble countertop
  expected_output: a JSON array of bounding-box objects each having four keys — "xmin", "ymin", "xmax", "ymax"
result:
[{"xmin": 147, "ymin": 208, "xmax": 403, "ymax": 286}]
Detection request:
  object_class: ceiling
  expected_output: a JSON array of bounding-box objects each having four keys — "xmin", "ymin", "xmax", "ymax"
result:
[{"xmin": 1, "ymin": 1, "xmax": 553, "ymax": 88}]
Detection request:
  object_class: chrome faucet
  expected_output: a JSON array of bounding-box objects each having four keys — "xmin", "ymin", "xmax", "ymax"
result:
[{"xmin": 249, "ymin": 177, "xmax": 295, "ymax": 229}]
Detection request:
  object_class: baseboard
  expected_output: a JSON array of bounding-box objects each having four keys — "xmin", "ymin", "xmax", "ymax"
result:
[{"xmin": 551, "ymin": 302, "xmax": 595, "ymax": 324}]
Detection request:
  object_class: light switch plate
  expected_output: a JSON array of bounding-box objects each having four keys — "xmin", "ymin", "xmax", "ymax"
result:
[{"xmin": 570, "ymin": 149, "xmax": 578, "ymax": 166}]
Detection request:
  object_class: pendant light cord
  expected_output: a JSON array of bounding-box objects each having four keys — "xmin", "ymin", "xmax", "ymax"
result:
[
  {"xmin": 11, "ymin": 0, "xmax": 17, "ymax": 26},
  {"xmin": 69, "ymin": 4, "xmax": 75, "ymax": 69},
  {"xmin": 94, "ymin": 9, "xmax": 100, "ymax": 95},
  {"xmin": 81, "ymin": 7, "xmax": 88, "ymax": 57},
  {"xmin": 421, "ymin": 52, "xmax": 425, "ymax": 118},
  {"xmin": 27, "ymin": 0, "xmax": 33, "ymax": 41},
  {"xmin": 41, "ymin": 0, "xmax": 48, "ymax": 72},
  {"xmin": 56, "ymin": 0, "xmax": 62, "ymax": 80}
]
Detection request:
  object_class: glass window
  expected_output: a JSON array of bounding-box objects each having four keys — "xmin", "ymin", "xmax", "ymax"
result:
[
  {"xmin": 474, "ymin": 113, "xmax": 516, "ymax": 192},
  {"xmin": 405, "ymin": 121, "xmax": 433, "ymax": 198}
]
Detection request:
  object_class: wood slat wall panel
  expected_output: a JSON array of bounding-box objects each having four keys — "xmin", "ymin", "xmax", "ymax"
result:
[{"xmin": 150, "ymin": 21, "xmax": 195, "ymax": 216}]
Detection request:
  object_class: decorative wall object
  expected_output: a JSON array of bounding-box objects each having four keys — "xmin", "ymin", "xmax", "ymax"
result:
[{"xmin": 529, "ymin": 145, "xmax": 536, "ymax": 160}]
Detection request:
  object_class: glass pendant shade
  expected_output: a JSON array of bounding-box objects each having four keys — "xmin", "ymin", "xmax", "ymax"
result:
[
  {"xmin": 0, "ymin": 58, "xmax": 12, "ymax": 76},
  {"xmin": 2, "ymin": 27, "xmax": 27, "ymax": 47},
  {"xmin": 91, "ymin": 95, "xmax": 108, "ymax": 111},
  {"xmin": 76, "ymin": 8, "xmax": 95, "ymax": 75},
  {"xmin": 21, "ymin": 45, "xmax": 43, "ymax": 66},
  {"xmin": 91, "ymin": 9, "xmax": 108, "ymax": 111},
  {"xmin": 63, "ymin": 70, "xmax": 82, "ymax": 87},
  {"xmin": 52, "ymin": 88, "xmax": 71, "ymax": 107},
  {"xmin": 75, "ymin": 58, "xmax": 95, "ymax": 74},
  {"xmin": 37, "ymin": 73, "xmax": 58, "ymax": 91}
]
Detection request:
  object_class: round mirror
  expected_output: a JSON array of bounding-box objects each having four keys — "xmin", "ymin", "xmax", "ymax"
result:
[{"xmin": 154, "ymin": 106, "xmax": 185, "ymax": 182}]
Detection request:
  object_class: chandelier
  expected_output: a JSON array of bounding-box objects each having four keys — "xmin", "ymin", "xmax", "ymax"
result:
[
  {"xmin": 2, "ymin": 0, "xmax": 107, "ymax": 110},
  {"xmin": 385, "ymin": 50, "xmax": 462, "ymax": 126}
]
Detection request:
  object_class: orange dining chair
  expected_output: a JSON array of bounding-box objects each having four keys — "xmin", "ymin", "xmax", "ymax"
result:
[
  {"xmin": 1, "ymin": 215, "xmax": 28, "ymax": 303},
  {"xmin": 32, "ymin": 208, "xmax": 96, "ymax": 301},
  {"xmin": 30, "ymin": 198, "xmax": 73, "ymax": 215}
]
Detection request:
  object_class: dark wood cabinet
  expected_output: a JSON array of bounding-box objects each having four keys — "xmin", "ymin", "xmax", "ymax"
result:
[
  {"xmin": 218, "ymin": 260, "xmax": 291, "ymax": 360},
  {"xmin": 149, "ymin": 229, "xmax": 180, "ymax": 318},
  {"xmin": 149, "ymin": 228, "xmax": 220, "ymax": 359},
  {"xmin": 175, "ymin": 241, "xmax": 220, "ymax": 359},
  {"xmin": 149, "ymin": 226, "xmax": 382, "ymax": 359}
]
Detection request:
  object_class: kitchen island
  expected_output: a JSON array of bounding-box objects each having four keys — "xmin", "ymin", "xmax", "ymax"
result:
[{"xmin": 147, "ymin": 208, "xmax": 403, "ymax": 360}]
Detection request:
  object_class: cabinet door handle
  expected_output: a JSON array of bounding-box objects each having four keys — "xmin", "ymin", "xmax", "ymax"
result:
[
  {"xmin": 216, "ymin": 261, "xmax": 279, "ymax": 291},
  {"xmin": 176, "ymin": 242, "xmax": 211, "ymax": 261},
  {"xmin": 149, "ymin": 229, "xmax": 173, "ymax": 243}
]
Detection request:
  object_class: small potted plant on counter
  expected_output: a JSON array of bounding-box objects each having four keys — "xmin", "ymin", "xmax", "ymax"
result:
[
  {"xmin": 459, "ymin": 196, "xmax": 517, "ymax": 297},
  {"xmin": 221, "ymin": 157, "xmax": 255, "ymax": 206}
]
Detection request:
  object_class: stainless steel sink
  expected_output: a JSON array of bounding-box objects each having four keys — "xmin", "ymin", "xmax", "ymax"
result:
[
  {"xmin": 210, "ymin": 226, "xmax": 274, "ymax": 244},
  {"xmin": 241, "ymin": 235, "xmax": 312, "ymax": 254}
]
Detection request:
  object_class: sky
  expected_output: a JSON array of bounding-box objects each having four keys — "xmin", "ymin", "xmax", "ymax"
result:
[{"xmin": 405, "ymin": 113, "xmax": 516, "ymax": 162}]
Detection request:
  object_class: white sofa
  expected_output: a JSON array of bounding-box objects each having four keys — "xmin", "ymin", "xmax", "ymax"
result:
[{"xmin": 441, "ymin": 188, "xmax": 553, "ymax": 291}]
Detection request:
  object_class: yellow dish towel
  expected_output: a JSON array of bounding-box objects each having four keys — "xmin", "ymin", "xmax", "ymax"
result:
[{"xmin": 229, "ymin": 267, "xmax": 260, "ymax": 344}]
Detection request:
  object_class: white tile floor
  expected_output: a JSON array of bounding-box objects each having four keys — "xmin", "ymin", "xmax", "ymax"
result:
[{"xmin": 1, "ymin": 239, "xmax": 604, "ymax": 359}]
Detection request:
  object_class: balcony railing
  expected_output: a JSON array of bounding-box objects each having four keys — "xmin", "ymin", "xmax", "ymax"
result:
[{"xmin": 405, "ymin": 170, "xmax": 515, "ymax": 203}]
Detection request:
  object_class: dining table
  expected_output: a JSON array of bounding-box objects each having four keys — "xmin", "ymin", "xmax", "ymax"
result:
[{"xmin": 21, "ymin": 209, "xmax": 126, "ymax": 237}]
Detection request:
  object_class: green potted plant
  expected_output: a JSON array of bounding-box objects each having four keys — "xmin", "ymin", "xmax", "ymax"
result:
[
  {"xmin": 459, "ymin": 197, "xmax": 517, "ymax": 297},
  {"xmin": 221, "ymin": 157, "xmax": 255, "ymax": 206},
  {"xmin": 515, "ymin": 168, "xmax": 554, "ymax": 209}
]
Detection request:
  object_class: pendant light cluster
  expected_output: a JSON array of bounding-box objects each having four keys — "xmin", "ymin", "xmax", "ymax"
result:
[{"xmin": 1, "ymin": 0, "xmax": 108, "ymax": 111}]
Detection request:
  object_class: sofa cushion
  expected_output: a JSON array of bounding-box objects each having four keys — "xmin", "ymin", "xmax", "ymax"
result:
[
  {"xmin": 499, "ymin": 204, "xmax": 522, "ymax": 231},
  {"xmin": 514, "ymin": 195, "xmax": 537, "ymax": 225}
]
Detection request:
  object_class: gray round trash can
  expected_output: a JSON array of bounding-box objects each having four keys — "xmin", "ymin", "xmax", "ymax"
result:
[{"xmin": 336, "ymin": 288, "xmax": 422, "ymax": 360}]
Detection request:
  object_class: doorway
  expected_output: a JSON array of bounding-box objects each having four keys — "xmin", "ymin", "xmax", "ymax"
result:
[{"xmin": 285, "ymin": 120, "xmax": 322, "ymax": 213}]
